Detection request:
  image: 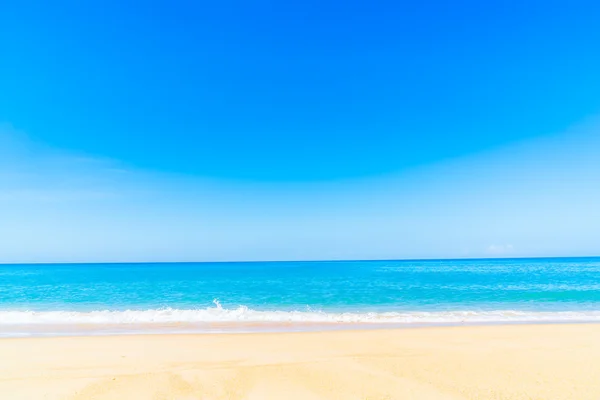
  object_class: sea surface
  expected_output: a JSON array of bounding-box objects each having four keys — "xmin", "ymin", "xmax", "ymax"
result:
[{"xmin": 1, "ymin": 258, "xmax": 600, "ymax": 337}]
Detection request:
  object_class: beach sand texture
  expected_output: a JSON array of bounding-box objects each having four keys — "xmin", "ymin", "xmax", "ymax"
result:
[{"xmin": 1, "ymin": 324, "xmax": 599, "ymax": 399}]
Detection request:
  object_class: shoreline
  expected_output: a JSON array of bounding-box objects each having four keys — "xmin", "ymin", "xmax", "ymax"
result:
[
  {"xmin": 3, "ymin": 306, "xmax": 600, "ymax": 338},
  {"xmin": 3, "ymin": 318, "xmax": 600, "ymax": 339},
  {"xmin": 2, "ymin": 323, "xmax": 600, "ymax": 399}
]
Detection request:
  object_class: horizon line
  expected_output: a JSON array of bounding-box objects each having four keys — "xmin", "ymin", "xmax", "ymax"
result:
[{"xmin": 1, "ymin": 255, "xmax": 599, "ymax": 266}]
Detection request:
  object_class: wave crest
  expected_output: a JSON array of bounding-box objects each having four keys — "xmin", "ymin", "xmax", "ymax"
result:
[{"xmin": 1, "ymin": 306, "xmax": 600, "ymax": 325}]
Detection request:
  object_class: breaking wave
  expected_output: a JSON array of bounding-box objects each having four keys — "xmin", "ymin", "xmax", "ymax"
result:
[{"xmin": 2, "ymin": 302, "xmax": 600, "ymax": 326}]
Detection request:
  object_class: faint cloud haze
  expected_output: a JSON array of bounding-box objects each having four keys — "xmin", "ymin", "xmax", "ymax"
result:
[
  {"xmin": 1, "ymin": 119, "xmax": 600, "ymax": 263},
  {"xmin": 486, "ymin": 244, "xmax": 515, "ymax": 256}
]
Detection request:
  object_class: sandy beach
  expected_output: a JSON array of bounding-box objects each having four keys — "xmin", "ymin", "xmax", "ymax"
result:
[{"xmin": 1, "ymin": 324, "xmax": 599, "ymax": 399}]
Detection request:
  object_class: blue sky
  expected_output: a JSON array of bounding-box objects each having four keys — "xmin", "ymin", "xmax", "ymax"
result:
[{"xmin": 1, "ymin": 1, "xmax": 600, "ymax": 262}]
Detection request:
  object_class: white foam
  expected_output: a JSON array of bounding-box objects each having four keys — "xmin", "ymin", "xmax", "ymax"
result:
[{"xmin": 1, "ymin": 304, "xmax": 600, "ymax": 326}]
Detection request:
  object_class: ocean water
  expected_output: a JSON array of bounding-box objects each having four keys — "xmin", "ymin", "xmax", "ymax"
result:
[{"xmin": 1, "ymin": 258, "xmax": 600, "ymax": 336}]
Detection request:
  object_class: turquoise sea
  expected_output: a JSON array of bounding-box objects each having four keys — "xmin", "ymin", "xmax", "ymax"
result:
[{"xmin": 1, "ymin": 257, "xmax": 599, "ymax": 336}]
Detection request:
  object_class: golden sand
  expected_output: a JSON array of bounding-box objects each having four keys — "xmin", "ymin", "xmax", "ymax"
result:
[{"xmin": 1, "ymin": 324, "xmax": 599, "ymax": 399}]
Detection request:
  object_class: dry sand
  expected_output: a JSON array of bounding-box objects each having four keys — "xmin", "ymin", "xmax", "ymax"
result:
[{"xmin": 1, "ymin": 324, "xmax": 599, "ymax": 399}]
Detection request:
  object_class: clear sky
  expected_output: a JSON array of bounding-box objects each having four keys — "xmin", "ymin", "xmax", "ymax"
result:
[{"xmin": 1, "ymin": 1, "xmax": 599, "ymax": 262}]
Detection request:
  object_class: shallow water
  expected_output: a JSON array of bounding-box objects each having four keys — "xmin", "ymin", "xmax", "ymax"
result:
[{"xmin": 1, "ymin": 258, "xmax": 599, "ymax": 336}]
